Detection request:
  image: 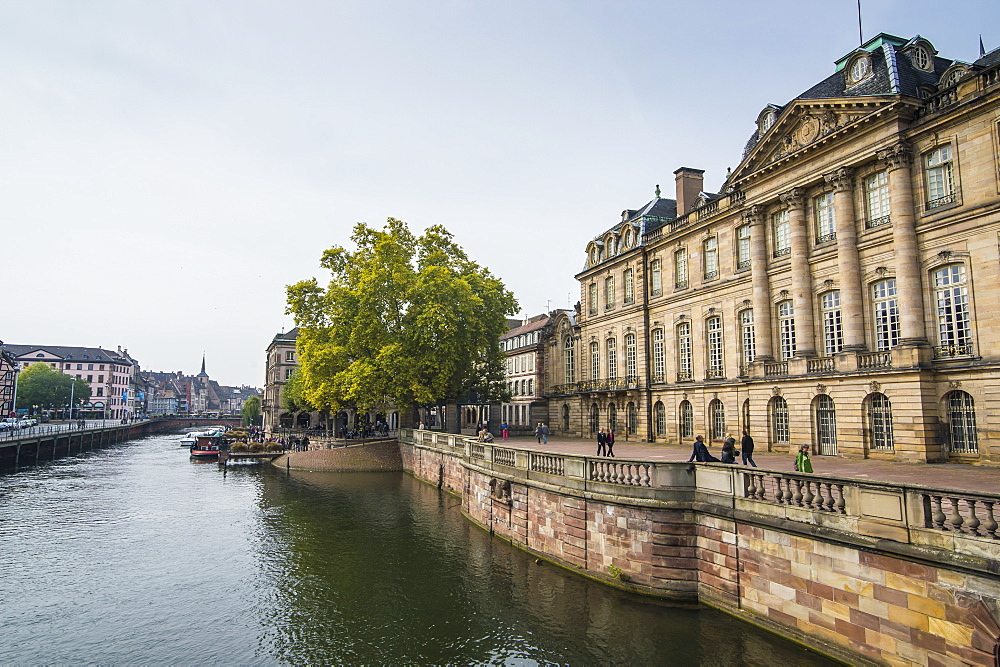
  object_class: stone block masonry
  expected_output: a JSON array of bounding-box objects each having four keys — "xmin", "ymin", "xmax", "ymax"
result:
[{"xmin": 400, "ymin": 429, "xmax": 1000, "ymax": 666}]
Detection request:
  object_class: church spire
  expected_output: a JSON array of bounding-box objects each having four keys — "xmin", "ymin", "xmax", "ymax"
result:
[{"xmin": 198, "ymin": 353, "xmax": 209, "ymax": 378}]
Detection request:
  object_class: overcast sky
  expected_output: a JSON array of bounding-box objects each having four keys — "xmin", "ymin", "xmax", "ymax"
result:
[{"xmin": 2, "ymin": 1, "xmax": 996, "ymax": 387}]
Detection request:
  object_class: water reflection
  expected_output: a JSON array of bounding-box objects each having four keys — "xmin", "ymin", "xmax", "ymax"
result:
[{"xmin": 0, "ymin": 436, "xmax": 836, "ymax": 665}]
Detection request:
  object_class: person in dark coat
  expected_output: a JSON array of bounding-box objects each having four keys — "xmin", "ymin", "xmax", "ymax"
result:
[
  {"xmin": 720, "ymin": 433, "xmax": 737, "ymax": 464},
  {"xmin": 740, "ymin": 430, "xmax": 757, "ymax": 467},
  {"xmin": 687, "ymin": 435, "xmax": 719, "ymax": 463},
  {"xmin": 605, "ymin": 429, "xmax": 615, "ymax": 457},
  {"xmin": 596, "ymin": 428, "xmax": 607, "ymax": 456}
]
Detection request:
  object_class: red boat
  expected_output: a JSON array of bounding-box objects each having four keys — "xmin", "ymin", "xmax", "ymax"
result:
[{"xmin": 190, "ymin": 434, "xmax": 226, "ymax": 460}]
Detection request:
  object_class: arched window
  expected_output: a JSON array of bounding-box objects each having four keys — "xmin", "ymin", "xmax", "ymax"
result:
[
  {"xmin": 625, "ymin": 333, "xmax": 637, "ymax": 381},
  {"xmin": 608, "ymin": 403, "xmax": 617, "ymax": 431},
  {"xmin": 770, "ymin": 396, "xmax": 789, "ymax": 447},
  {"xmin": 677, "ymin": 323, "xmax": 692, "ymax": 381},
  {"xmin": 706, "ymin": 316, "xmax": 724, "ymax": 378},
  {"xmin": 652, "ymin": 329, "xmax": 665, "ymax": 382},
  {"xmin": 709, "ymin": 399, "xmax": 725, "ymax": 440},
  {"xmin": 947, "ymin": 391, "xmax": 978, "ymax": 454},
  {"xmin": 679, "ymin": 400, "xmax": 693, "ymax": 438},
  {"xmin": 627, "ymin": 402, "xmax": 637, "ymax": 435},
  {"xmin": 815, "ymin": 395, "xmax": 837, "ymax": 455},
  {"xmin": 778, "ymin": 301, "xmax": 796, "ymax": 359},
  {"xmin": 934, "ymin": 265, "xmax": 972, "ymax": 358},
  {"xmin": 654, "ymin": 401, "xmax": 666, "ymax": 437},
  {"xmin": 562, "ymin": 404, "xmax": 570, "ymax": 432},
  {"xmin": 872, "ymin": 280, "xmax": 900, "ymax": 351},
  {"xmin": 867, "ymin": 393, "xmax": 894, "ymax": 451},
  {"xmin": 564, "ymin": 337, "xmax": 575, "ymax": 384},
  {"xmin": 606, "ymin": 338, "xmax": 617, "ymax": 379},
  {"xmin": 590, "ymin": 403, "xmax": 601, "ymax": 435}
]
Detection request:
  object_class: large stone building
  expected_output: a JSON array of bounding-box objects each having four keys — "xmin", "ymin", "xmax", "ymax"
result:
[
  {"xmin": 500, "ymin": 313, "xmax": 566, "ymax": 435},
  {"xmin": 547, "ymin": 34, "xmax": 1000, "ymax": 464}
]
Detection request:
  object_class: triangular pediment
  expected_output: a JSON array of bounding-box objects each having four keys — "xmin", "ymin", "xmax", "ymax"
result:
[{"xmin": 732, "ymin": 97, "xmax": 897, "ymax": 181}]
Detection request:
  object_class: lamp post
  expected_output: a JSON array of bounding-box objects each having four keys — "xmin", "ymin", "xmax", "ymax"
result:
[
  {"xmin": 69, "ymin": 377, "xmax": 76, "ymax": 423},
  {"xmin": 11, "ymin": 362, "xmax": 20, "ymax": 418}
]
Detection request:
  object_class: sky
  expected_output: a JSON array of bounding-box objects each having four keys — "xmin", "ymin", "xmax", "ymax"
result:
[{"xmin": 2, "ymin": 0, "xmax": 997, "ymax": 387}]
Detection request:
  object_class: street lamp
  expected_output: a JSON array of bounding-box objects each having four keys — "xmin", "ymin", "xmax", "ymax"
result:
[
  {"xmin": 69, "ymin": 377, "xmax": 76, "ymax": 423},
  {"xmin": 11, "ymin": 362, "xmax": 20, "ymax": 418}
]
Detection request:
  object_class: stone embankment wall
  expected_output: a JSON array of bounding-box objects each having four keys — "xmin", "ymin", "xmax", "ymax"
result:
[
  {"xmin": 274, "ymin": 440, "xmax": 402, "ymax": 472},
  {"xmin": 399, "ymin": 430, "xmax": 1000, "ymax": 666}
]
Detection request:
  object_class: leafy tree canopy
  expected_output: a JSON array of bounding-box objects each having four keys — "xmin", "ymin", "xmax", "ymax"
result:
[
  {"xmin": 18, "ymin": 363, "xmax": 92, "ymax": 413},
  {"xmin": 286, "ymin": 218, "xmax": 518, "ymax": 412},
  {"xmin": 279, "ymin": 367, "xmax": 312, "ymax": 413},
  {"xmin": 241, "ymin": 394, "xmax": 261, "ymax": 426}
]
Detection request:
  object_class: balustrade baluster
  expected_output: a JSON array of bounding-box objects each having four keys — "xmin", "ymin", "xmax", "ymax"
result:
[
  {"xmin": 745, "ymin": 474, "xmax": 757, "ymax": 499},
  {"xmin": 625, "ymin": 464, "xmax": 634, "ymax": 486},
  {"xmin": 834, "ymin": 484, "xmax": 846, "ymax": 514},
  {"xmin": 948, "ymin": 497, "xmax": 964, "ymax": 532},
  {"xmin": 981, "ymin": 501, "xmax": 998, "ymax": 539},
  {"xmin": 930, "ymin": 495, "xmax": 946, "ymax": 529},
  {"xmin": 776, "ymin": 477, "xmax": 787, "ymax": 504},
  {"xmin": 792, "ymin": 479, "xmax": 804, "ymax": 506},
  {"xmin": 802, "ymin": 480, "xmax": 815, "ymax": 508},
  {"xmin": 965, "ymin": 499, "xmax": 981, "ymax": 536}
]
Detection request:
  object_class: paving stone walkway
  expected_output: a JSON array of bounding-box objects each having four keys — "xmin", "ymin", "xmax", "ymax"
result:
[{"xmin": 490, "ymin": 435, "xmax": 1000, "ymax": 494}]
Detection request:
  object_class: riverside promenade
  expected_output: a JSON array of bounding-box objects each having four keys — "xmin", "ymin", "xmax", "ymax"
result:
[{"xmin": 491, "ymin": 434, "xmax": 1000, "ymax": 494}]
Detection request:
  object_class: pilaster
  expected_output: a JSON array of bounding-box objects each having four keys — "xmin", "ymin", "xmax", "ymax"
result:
[
  {"xmin": 745, "ymin": 206, "xmax": 774, "ymax": 362},
  {"xmin": 780, "ymin": 188, "xmax": 816, "ymax": 358},
  {"xmin": 824, "ymin": 167, "xmax": 867, "ymax": 352}
]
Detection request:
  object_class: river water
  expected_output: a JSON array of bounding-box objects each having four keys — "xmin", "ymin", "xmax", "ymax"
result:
[{"xmin": 0, "ymin": 434, "xmax": 837, "ymax": 665}]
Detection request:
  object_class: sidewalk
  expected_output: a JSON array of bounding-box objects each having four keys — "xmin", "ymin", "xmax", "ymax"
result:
[{"xmin": 492, "ymin": 435, "xmax": 999, "ymax": 495}]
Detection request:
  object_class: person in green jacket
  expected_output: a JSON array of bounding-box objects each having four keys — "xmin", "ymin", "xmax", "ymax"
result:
[{"xmin": 795, "ymin": 445, "xmax": 813, "ymax": 473}]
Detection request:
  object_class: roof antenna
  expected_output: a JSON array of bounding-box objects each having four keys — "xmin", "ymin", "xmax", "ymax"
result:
[{"xmin": 857, "ymin": 0, "xmax": 863, "ymax": 46}]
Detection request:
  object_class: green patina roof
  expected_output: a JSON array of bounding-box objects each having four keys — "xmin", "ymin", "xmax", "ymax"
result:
[{"xmin": 834, "ymin": 33, "xmax": 908, "ymax": 71}]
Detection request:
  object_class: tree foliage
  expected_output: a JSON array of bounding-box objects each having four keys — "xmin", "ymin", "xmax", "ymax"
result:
[
  {"xmin": 286, "ymin": 218, "xmax": 518, "ymax": 413},
  {"xmin": 279, "ymin": 367, "xmax": 312, "ymax": 413},
  {"xmin": 240, "ymin": 394, "xmax": 261, "ymax": 426},
  {"xmin": 18, "ymin": 363, "xmax": 92, "ymax": 413}
]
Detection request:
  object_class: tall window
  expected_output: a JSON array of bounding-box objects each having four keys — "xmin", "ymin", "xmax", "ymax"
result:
[
  {"xmin": 605, "ymin": 275, "xmax": 615, "ymax": 309},
  {"xmin": 864, "ymin": 171, "xmax": 890, "ymax": 228},
  {"xmin": 679, "ymin": 400, "xmax": 693, "ymax": 437},
  {"xmin": 770, "ymin": 396, "xmax": 789, "ymax": 446},
  {"xmin": 606, "ymin": 338, "xmax": 617, "ymax": 379},
  {"xmin": 948, "ymin": 391, "xmax": 978, "ymax": 454},
  {"xmin": 821, "ymin": 291, "xmax": 843, "ymax": 356},
  {"xmin": 816, "ymin": 395, "xmax": 837, "ymax": 455},
  {"xmin": 737, "ymin": 224, "xmax": 751, "ymax": 270},
  {"xmin": 872, "ymin": 280, "xmax": 900, "ymax": 351},
  {"xmin": 772, "ymin": 210, "xmax": 790, "ymax": 257},
  {"xmin": 625, "ymin": 333, "xmax": 637, "ymax": 380},
  {"xmin": 815, "ymin": 192, "xmax": 836, "ymax": 244},
  {"xmin": 778, "ymin": 301, "xmax": 796, "ymax": 360},
  {"xmin": 925, "ymin": 145, "xmax": 955, "ymax": 209},
  {"xmin": 590, "ymin": 404, "xmax": 600, "ymax": 435},
  {"xmin": 706, "ymin": 316, "xmax": 724, "ymax": 378},
  {"xmin": 709, "ymin": 399, "xmax": 725, "ymax": 440},
  {"xmin": 654, "ymin": 401, "xmax": 666, "ymax": 437},
  {"xmin": 934, "ymin": 265, "xmax": 972, "ymax": 357},
  {"xmin": 703, "ymin": 237, "xmax": 719, "ymax": 280},
  {"xmin": 739, "ymin": 310, "xmax": 755, "ymax": 375},
  {"xmin": 652, "ymin": 329, "xmax": 665, "ymax": 381},
  {"xmin": 588, "ymin": 283, "xmax": 597, "ymax": 315},
  {"xmin": 590, "ymin": 342, "xmax": 600, "ymax": 381},
  {"xmin": 623, "ymin": 268, "xmax": 635, "ymax": 304},
  {"xmin": 627, "ymin": 402, "xmax": 637, "ymax": 435},
  {"xmin": 650, "ymin": 258, "xmax": 662, "ymax": 296},
  {"xmin": 677, "ymin": 322, "xmax": 692, "ymax": 381},
  {"xmin": 867, "ymin": 393, "xmax": 894, "ymax": 451},
  {"xmin": 608, "ymin": 402, "xmax": 617, "ymax": 431},
  {"xmin": 674, "ymin": 248, "xmax": 688, "ymax": 289}
]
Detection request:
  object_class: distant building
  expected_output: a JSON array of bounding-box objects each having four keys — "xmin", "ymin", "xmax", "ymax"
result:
[
  {"xmin": 142, "ymin": 357, "xmax": 259, "ymax": 417},
  {"xmin": 499, "ymin": 313, "xmax": 566, "ymax": 434},
  {"xmin": 4, "ymin": 344, "xmax": 140, "ymax": 419},
  {"xmin": 263, "ymin": 328, "xmax": 300, "ymax": 431},
  {"xmin": 0, "ymin": 343, "xmax": 17, "ymax": 417}
]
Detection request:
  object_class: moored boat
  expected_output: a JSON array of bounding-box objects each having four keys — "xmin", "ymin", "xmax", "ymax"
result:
[{"xmin": 189, "ymin": 433, "xmax": 228, "ymax": 460}]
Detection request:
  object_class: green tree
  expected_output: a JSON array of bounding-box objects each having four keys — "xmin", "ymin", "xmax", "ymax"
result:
[
  {"xmin": 279, "ymin": 367, "xmax": 312, "ymax": 413},
  {"xmin": 240, "ymin": 394, "xmax": 261, "ymax": 426},
  {"xmin": 17, "ymin": 364, "xmax": 92, "ymax": 415},
  {"xmin": 286, "ymin": 218, "xmax": 518, "ymax": 416}
]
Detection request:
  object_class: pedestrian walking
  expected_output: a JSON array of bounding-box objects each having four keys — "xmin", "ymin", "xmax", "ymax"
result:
[
  {"xmin": 795, "ymin": 444, "xmax": 813, "ymax": 473},
  {"xmin": 540, "ymin": 422, "xmax": 549, "ymax": 444},
  {"xmin": 740, "ymin": 430, "xmax": 757, "ymax": 467},
  {"xmin": 501, "ymin": 422, "xmax": 509, "ymax": 440},
  {"xmin": 605, "ymin": 429, "xmax": 615, "ymax": 457},
  {"xmin": 596, "ymin": 428, "xmax": 607, "ymax": 456},
  {"xmin": 535, "ymin": 423, "xmax": 544, "ymax": 444}
]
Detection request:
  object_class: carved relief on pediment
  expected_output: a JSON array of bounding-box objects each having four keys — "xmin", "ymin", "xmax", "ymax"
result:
[{"xmin": 761, "ymin": 109, "xmax": 869, "ymax": 166}]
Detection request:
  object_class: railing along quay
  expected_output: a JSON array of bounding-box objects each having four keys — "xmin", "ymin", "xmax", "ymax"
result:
[{"xmin": 402, "ymin": 429, "xmax": 999, "ymax": 562}]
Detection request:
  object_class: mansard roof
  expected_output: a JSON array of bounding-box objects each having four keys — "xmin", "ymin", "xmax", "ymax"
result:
[
  {"xmin": 5, "ymin": 344, "xmax": 133, "ymax": 365},
  {"xmin": 501, "ymin": 314, "xmax": 550, "ymax": 340},
  {"xmin": 272, "ymin": 327, "xmax": 299, "ymax": 342}
]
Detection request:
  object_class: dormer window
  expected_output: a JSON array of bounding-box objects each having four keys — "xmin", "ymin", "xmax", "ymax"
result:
[
  {"xmin": 760, "ymin": 110, "xmax": 776, "ymax": 135},
  {"xmin": 941, "ymin": 66, "xmax": 968, "ymax": 88},
  {"xmin": 622, "ymin": 227, "xmax": 634, "ymax": 249},
  {"xmin": 909, "ymin": 45, "xmax": 931, "ymax": 71},
  {"xmin": 848, "ymin": 55, "xmax": 871, "ymax": 85},
  {"xmin": 589, "ymin": 246, "xmax": 599, "ymax": 266}
]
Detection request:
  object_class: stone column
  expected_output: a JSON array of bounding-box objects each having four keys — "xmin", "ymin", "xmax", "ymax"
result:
[
  {"xmin": 781, "ymin": 188, "xmax": 816, "ymax": 357},
  {"xmin": 878, "ymin": 143, "xmax": 928, "ymax": 346},
  {"xmin": 745, "ymin": 206, "xmax": 774, "ymax": 361},
  {"xmin": 825, "ymin": 167, "xmax": 867, "ymax": 351}
]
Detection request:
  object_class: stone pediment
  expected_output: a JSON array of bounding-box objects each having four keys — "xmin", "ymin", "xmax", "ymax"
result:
[{"xmin": 733, "ymin": 98, "xmax": 895, "ymax": 180}]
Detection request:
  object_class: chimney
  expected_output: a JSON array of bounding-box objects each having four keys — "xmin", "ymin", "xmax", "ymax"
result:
[{"xmin": 674, "ymin": 167, "xmax": 705, "ymax": 216}]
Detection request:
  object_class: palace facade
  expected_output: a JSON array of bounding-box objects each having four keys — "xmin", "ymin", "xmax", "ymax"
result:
[{"xmin": 546, "ymin": 34, "xmax": 1000, "ymax": 464}]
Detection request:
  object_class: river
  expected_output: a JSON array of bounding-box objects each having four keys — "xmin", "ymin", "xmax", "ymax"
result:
[{"xmin": 0, "ymin": 434, "xmax": 837, "ymax": 665}]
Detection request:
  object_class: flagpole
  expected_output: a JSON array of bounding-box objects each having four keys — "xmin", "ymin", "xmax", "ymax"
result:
[{"xmin": 857, "ymin": 0, "xmax": 863, "ymax": 46}]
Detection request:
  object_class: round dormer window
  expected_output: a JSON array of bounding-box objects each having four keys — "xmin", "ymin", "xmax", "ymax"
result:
[
  {"xmin": 761, "ymin": 111, "xmax": 776, "ymax": 133},
  {"xmin": 943, "ymin": 68, "xmax": 966, "ymax": 88},
  {"xmin": 590, "ymin": 247, "xmax": 599, "ymax": 265},
  {"xmin": 623, "ymin": 227, "xmax": 634, "ymax": 249},
  {"xmin": 910, "ymin": 46, "xmax": 930, "ymax": 71},
  {"xmin": 848, "ymin": 56, "xmax": 871, "ymax": 84}
]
